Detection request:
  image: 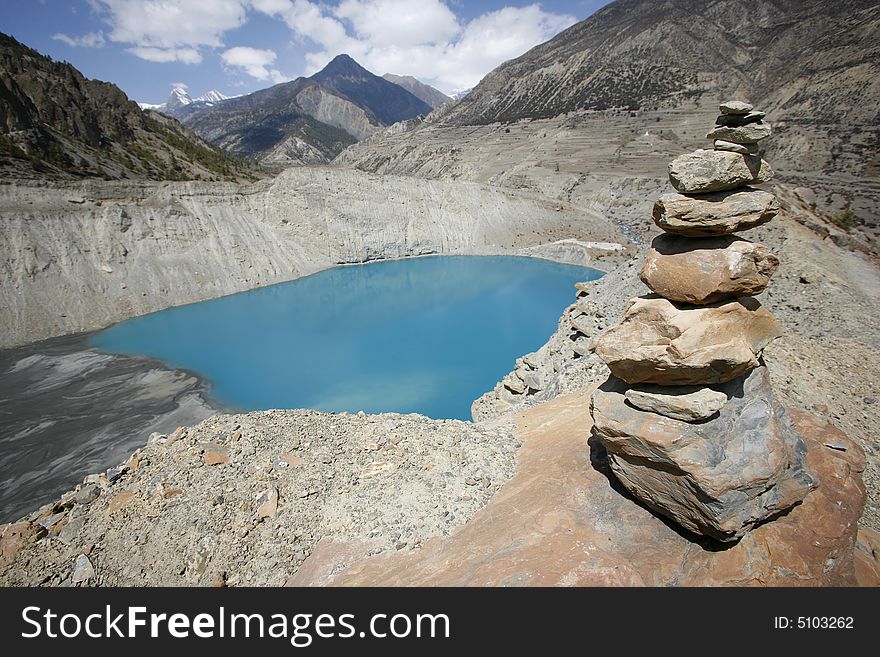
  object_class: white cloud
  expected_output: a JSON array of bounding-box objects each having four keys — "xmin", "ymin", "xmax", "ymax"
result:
[
  {"xmin": 51, "ymin": 31, "xmax": 106, "ymax": 48},
  {"xmin": 91, "ymin": 0, "xmax": 248, "ymax": 63},
  {"xmin": 221, "ymin": 46, "xmax": 290, "ymax": 83},
  {"xmin": 252, "ymin": 1, "xmax": 576, "ymax": 93},
  {"xmin": 334, "ymin": 0, "xmax": 460, "ymax": 47},
  {"xmin": 264, "ymin": 0, "xmax": 357, "ymax": 53},
  {"xmin": 170, "ymin": 82, "xmax": 189, "ymax": 90},
  {"xmin": 127, "ymin": 46, "xmax": 202, "ymax": 64},
  {"xmin": 85, "ymin": 0, "xmax": 575, "ymax": 90},
  {"xmin": 439, "ymin": 6, "xmax": 576, "ymax": 91}
]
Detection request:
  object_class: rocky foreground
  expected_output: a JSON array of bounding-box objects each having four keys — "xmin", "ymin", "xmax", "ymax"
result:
[
  {"xmin": 0, "ymin": 410, "xmax": 519, "ymax": 586},
  {"xmin": 3, "ymin": 387, "xmax": 877, "ymax": 587},
  {"xmin": 292, "ymin": 393, "xmax": 880, "ymax": 587},
  {"xmin": 473, "ymin": 215, "xmax": 880, "ymax": 533}
]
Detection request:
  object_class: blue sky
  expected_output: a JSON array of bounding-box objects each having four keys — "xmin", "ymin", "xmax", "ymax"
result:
[{"xmin": 0, "ymin": 1, "xmax": 609, "ymax": 103}]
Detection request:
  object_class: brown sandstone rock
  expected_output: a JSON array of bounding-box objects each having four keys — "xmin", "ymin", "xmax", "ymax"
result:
[
  {"xmin": 707, "ymin": 120, "xmax": 772, "ymax": 144},
  {"xmin": 668, "ymin": 149, "xmax": 772, "ymax": 193},
  {"xmin": 719, "ymin": 100, "xmax": 752, "ymax": 115},
  {"xmin": 624, "ymin": 385, "xmax": 727, "ymax": 422},
  {"xmin": 652, "ymin": 188, "xmax": 779, "ymax": 236},
  {"xmin": 256, "ymin": 487, "xmax": 279, "ymax": 518},
  {"xmin": 203, "ymin": 449, "xmax": 229, "ymax": 466},
  {"xmin": 591, "ymin": 368, "xmax": 815, "ymax": 541},
  {"xmin": 107, "ymin": 490, "xmax": 135, "ymax": 513},
  {"xmin": 855, "ymin": 527, "xmax": 880, "ymax": 586},
  {"xmin": 0, "ymin": 522, "xmax": 47, "ymax": 570},
  {"xmin": 639, "ymin": 234, "xmax": 779, "ymax": 304},
  {"xmin": 202, "ymin": 445, "xmax": 229, "ymax": 465},
  {"xmin": 288, "ymin": 392, "xmax": 869, "ymax": 586},
  {"xmin": 713, "ymin": 140, "xmax": 759, "ymax": 155},
  {"xmin": 595, "ymin": 295, "xmax": 782, "ymax": 385}
]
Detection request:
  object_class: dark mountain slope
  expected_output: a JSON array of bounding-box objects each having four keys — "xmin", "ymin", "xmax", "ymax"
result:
[
  {"xmin": 0, "ymin": 33, "xmax": 251, "ymax": 181},
  {"xmin": 446, "ymin": 0, "xmax": 880, "ymax": 129},
  {"xmin": 310, "ymin": 55, "xmax": 432, "ymax": 125},
  {"xmin": 178, "ymin": 77, "xmax": 359, "ymax": 168}
]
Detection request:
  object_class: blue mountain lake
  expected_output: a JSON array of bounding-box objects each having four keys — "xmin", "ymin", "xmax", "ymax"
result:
[{"xmin": 90, "ymin": 256, "xmax": 603, "ymax": 420}]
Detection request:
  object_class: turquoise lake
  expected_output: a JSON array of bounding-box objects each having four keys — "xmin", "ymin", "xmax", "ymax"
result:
[{"xmin": 90, "ymin": 256, "xmax": 602, "ymax": 420}]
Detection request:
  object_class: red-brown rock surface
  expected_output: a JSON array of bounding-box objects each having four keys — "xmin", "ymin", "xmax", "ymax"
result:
[
  {"xmin": 288, "ymin": 391, "xmax": 874, "ymax": 586},
  {"xmin": 591, "ymin": 367, "xmax": 815, "ymax": 542},
  {"xmin": 855, "ymin": 526, "xmax": 880, "ymax": 586}
]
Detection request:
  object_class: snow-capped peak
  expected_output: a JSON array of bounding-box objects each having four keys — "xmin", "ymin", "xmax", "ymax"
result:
[
  {"xmin": 165, "ymin": 87, "xmax": 193, "ymax": 109},
  {"xmin": 195, "ymin": 90, "xmax": 228, "ymax": 103},
  {"xmin": 138, "ymin": 88, "xmax": 236, "ymax": 114}
]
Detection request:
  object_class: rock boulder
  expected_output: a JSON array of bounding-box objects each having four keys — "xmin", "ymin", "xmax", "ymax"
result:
[
  {"xmin": 624, "ymin": 385, "xmax": 728, "ymax": 422},
  {"xmin": 591, "ymin": 368, "xmax": 816, "ymax": 541},
  {"xmin": 652, "ymin": 188, "xmax": 779, "ymax": 236},
  {"xmin": 668, "ymin": 149, "xmax": 772, "ymax": 194},
  {"xmin": 639, "ymin": 234, "xmax": 779, "ymax": 304},
  {"xmin": 713, "ymin": 140, "xmax": 759, "ymax": 155},
  {"xmin": 595, "ymin": 295, "xmax": 782, "ymax": 385},
  {"xmin": 719, "ymin": 100, "xmax": 753, "ymax": 115},
  {"xmin": 707, "ymin": 121, "xmax": 772, "ymax": 144}
]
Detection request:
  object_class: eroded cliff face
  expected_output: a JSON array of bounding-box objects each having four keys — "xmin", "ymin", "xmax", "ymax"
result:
[
  {"xmin": 0, "ymin": 168, "xmax": 623, "ymax": 348},
  {"xmin": 294, "ymin": 85, "xmax": 380, "ymax": 142}
]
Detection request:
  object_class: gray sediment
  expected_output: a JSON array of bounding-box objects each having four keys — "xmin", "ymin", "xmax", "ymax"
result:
[{"xmin": 0, "ymin": 331, "xmax": 221, "ymax": 523}]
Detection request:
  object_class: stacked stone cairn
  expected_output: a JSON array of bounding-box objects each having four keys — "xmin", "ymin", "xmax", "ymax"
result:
[{"xmin": 589, "ymin": 101, "xmax": 816, "ymax": 543}]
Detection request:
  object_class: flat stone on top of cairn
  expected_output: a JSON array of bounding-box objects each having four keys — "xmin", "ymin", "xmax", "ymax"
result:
[
  {"xmin": 719, "ymin": 100, "xmax": 753, "ymax": 114},
  {"xmin": 589, "ymin": 100, "xmax": 815, "ymax": 543}
]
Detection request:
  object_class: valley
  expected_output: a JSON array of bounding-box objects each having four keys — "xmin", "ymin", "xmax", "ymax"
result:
[
  {"xmin": 1, "ymin": 0, "xmax": 879, "ymax": 588},
  {"xmin": 0, "ymin": 168, "xmax": 622, "ymax": 349}
]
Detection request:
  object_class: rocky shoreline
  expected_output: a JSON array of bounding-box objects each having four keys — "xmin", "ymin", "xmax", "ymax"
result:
[
  {"xmin": 0, "ymin": 247, "xmax": 617, "ymax": 524},
  {"xmin": 0, "ymin": 331, "xmax": 221, "ymax": 524},
  {"xmin": 0, "ymin": 407, "xmax": 520, "ymax": 586}
]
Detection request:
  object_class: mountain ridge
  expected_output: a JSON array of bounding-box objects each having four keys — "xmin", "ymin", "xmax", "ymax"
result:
[
  {"xmin": 335, "ymin": 0, "xmax": 880, "ymax": 244},
  {"xmin": 0, "ymin": 32, "xmax": 252, "ymax": 181},
  {"xmin": 173, "ymin": 54, "xmax": 433, "ymax": 170},
  {"xmin": 382, "ymin": 73, "xmax": 451, "ymax": 110}
]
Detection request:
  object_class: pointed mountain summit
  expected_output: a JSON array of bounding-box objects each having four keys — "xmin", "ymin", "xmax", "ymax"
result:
[
  {"xmin": 165, "ymin": 87, "xmax": 192, "ymax": 110},
  {"xmin": 198, "ymin": 90, "xmax": 229, "ymax": 103},
  {"xmin": 310, "ymin": 54, "xmax": 432, "ymax": 125}
]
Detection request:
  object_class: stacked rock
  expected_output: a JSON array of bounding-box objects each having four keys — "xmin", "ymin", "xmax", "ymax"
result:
[{"xmin": 589, "ymin": 101, "xmax": 816, "ymax": 543}]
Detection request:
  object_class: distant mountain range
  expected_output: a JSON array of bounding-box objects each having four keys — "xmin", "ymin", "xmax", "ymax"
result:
[
  {"xmin": 138, "ymin": 88, "xmax": 235, "ymax": 113},
  {"xmin": 164, "ymin": 55, "xmax": 442, "ymax": 170},
  {"xmin": 0, "ymin": 33, "xmax": 252, "ymax": 181}
]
